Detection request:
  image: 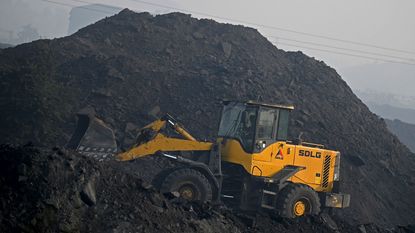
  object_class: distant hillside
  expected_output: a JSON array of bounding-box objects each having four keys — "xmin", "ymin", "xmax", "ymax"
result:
[
  {"xmin": 353, "ymin": 89, "xmax": 415, "ymax": 110},
  {"xmin": 366, "ymin": 103, "xmax": 415, "ymax": 125},
  {"xmin": 386, "ymin": 119, "xmax": 415, "ymax": 153},
  {"xmin": 0, "ymin": 43, "xmax": 13, "ymax": 49},
  {"xmin": 339, "ymin": 63, "xmax": 415, "ymax": 97}
]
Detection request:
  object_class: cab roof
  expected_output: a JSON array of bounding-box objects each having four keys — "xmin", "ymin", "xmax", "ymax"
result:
[{"xmin": 223, "ymin": 100, "xmax": 295, "ymax": 110}]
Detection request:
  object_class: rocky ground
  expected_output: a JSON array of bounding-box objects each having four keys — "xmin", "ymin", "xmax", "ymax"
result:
[
  {"xmin": 1, "ymin": 144, "xmax": 414, "ymax": 233},
  {"xmin": 0, "ymin": 8, "xmax": 415, "ymax": 231}
]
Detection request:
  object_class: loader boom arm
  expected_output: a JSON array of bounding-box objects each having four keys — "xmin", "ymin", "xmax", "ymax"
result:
[{"xmin": 116, "ymin": 114, "xmax": 213, "ymax": 161}]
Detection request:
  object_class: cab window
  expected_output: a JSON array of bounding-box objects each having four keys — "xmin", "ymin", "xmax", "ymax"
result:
[
  {"xmin": 256, "ymin": 108, "xmax": 277, "ymax": 139},
  {"xmin": 218, "ymin": 102, "xmax": 257, "ymax": 152},
  {"xmin": 277, "ymin": 109, "xmax": 289, "ymax": 140}
]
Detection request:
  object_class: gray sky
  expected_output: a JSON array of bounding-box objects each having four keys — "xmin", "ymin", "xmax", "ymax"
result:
[{"xmin": 1, "ymin": 0, "xmax": 415, "ymax": 96}]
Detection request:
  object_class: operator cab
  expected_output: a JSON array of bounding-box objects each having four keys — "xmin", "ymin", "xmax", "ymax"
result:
[{"xmin": 217, "ymin": 101, "xmax": 294, "ymax": 153}]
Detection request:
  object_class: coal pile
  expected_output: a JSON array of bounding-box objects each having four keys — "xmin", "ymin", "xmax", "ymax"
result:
[
  {"xmin": 0, "ymin": 9, "xmax": 415, "ymax": 227},
  {"xmin": 0, "ymin": 144, "xmax": 240, "ymax": 233},
  {"xmin": 2, "ymin": 144, "xmax": 413, "ymax": 233}
]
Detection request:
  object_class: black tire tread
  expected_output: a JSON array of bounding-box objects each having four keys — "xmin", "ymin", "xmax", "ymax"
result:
[
  {"xmin": 276, "ymin": 183, "xmax": 321, "ymax": 218},
  {"xmin": 160, "ymin": 168, "xmax": 213, "ymax": 202}
]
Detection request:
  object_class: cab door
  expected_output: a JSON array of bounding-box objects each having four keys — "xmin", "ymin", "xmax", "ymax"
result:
[
  {"xmin": 269, "ymin": 108, "xmax": 293, "ymax": 164},
  {"xmin": 252, "ymin": 108, "xmax": 278, "ymax": 162}
]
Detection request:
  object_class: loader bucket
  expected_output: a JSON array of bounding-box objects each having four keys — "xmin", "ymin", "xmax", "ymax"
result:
[{"xmin": 67, "ymin": 113, "xmax": 117, "ymax": 161}]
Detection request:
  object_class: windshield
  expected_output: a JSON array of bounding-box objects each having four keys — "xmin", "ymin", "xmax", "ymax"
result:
[{"xmin": 218, "ymin": 102, "xmax": 257, "ymax": 152}]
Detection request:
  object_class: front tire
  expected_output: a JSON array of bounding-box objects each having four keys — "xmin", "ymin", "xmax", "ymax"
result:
[
  {"xmin": 276, "ymin": 183, "xmax": 321, "ymax": 218},
  {"xmin": 160, "ymin": 168, "xmax": 212, "ymax": 202}
]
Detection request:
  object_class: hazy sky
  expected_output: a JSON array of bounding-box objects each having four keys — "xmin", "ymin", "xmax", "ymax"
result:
[{"xmin": 1, "ymin": 0, "xmax": 414, "ymax": 95}]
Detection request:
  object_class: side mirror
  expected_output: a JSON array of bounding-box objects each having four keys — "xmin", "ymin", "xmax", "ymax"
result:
[
  {"xmin": 293, "ymin": 132, "xmax": 303, "ymax": 145},
  {"xmin": 256, "ymin": 140, "xmax": 266, "ymax": 149}
]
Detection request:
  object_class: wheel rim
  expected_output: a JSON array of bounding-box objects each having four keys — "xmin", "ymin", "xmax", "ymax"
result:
[
  {"xmin": 294, "ymin": 200, "xmax": 306, "ymax": 216},
  {"xmin": 178, "ymin": 184, "xmax": 197, "ymax": 200}
]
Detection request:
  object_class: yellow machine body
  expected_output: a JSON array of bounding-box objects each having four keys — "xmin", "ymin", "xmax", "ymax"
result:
[
  {"xmin": 115, "ymin": 102, "xmax": 339, "ymax": 194},
  {"xmin": 69, "ymin": 100, "xmax": 348, "ymax": 213},
  {"xmin": 220, "ymin": 138, "xmax": 338, "ymax": 192}
]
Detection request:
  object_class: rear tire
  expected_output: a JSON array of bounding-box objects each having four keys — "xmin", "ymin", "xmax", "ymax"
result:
[
  {"xmin": 160, "ymin": 168, "xmax": 212, "ymax": 202},
  {"xmin": 276, "ymin": 183, "xmax": 321, "ymax": 218}
]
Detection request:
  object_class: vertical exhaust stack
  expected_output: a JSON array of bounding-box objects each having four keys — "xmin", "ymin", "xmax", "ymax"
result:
[{"xmin": 66, "ymin": 112, "xmax": 118, "ymax": 161}]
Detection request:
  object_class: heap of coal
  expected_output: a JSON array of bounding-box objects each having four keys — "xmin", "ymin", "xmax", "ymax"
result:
[
  {"xmin": 0, "ymin": 144, "xmax": 245, "ymax": 233},
  {"xmin": 1, "ymin": 144, "xmax": 413, "ymax": 233},
  {"xmin": 0, "ymin": 9, "xmax": 415, "ymax": 227}
]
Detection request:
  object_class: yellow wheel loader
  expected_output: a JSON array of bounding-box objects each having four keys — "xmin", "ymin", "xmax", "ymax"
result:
[{"xmin": 67, "ymin": 100, "xmax": 350, "ymax": 218}]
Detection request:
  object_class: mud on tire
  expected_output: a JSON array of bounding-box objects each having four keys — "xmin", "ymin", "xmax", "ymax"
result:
[
  {"xmin": 276, "ymin": 183, "xmax": 321, "ymax": 218},
  {"xmin": 160, "ymin": 168, "xmax": 213, "ymax": 202}
]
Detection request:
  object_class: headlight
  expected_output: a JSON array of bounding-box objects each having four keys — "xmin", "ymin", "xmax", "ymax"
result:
[
  {"xmin": 325, "ymin": 193, "xmax": 350, "ymax": 208},
  {"xmin": 333, "ymin": 152, "xmax": 340, "ymax": 181}
]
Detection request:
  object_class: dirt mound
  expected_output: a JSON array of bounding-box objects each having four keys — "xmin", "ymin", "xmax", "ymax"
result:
[
  {"xmin": 0, "ymin": 9, "xmax": 415, "ymax": 226},
  {"xmin": 2, "ymin": 144, "xmax": 413, "ymax": 233},
  {"xmin": 0, "ymin": 144, "xmax": 237, "ymax": 233}
]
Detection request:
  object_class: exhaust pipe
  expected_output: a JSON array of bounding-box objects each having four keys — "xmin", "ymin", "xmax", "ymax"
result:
[{"xmin": 66, "ymin": 113, "xmax": 117, "ymax": 161}]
